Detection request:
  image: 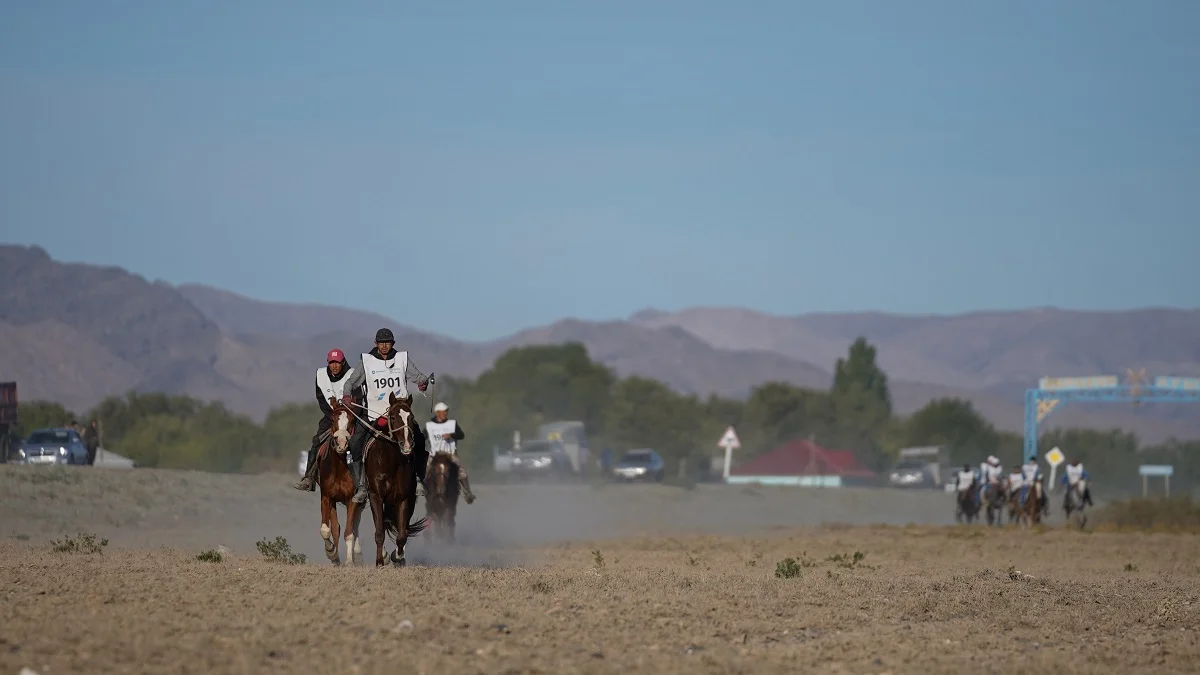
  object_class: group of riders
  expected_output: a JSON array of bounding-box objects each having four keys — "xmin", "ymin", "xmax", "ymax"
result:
[
  {"xmin": 953, "ymin": 453, "xmax": 1094, "ymax": 518},
  {"xmin": 292, "ymin": 328, "xmax": 477, "ymax": 506}
]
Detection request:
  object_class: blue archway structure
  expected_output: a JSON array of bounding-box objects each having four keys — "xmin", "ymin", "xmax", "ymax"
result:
[{"xmin": 1023, "ymin": 375, "xmax": 1200, "ymax": 462}]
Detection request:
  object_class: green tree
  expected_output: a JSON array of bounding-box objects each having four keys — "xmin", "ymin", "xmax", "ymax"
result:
[
  {"xmin": 901, "ymin": 398, "xmax": 1000, "ymax": 466},
  {"xmin": 829, "ymin": 337, "xmax": 893, "ymax": 468},
  {"xmin": 14, "ymin": 401, "xmax": 78, "ymax": 437},
  {"xmin": 740, "ymin": 382, "xmax": 835, "ymax": 459},
  {"xmin": 603, "ymin": 376, "xmax": 704, "ymax": 474}
]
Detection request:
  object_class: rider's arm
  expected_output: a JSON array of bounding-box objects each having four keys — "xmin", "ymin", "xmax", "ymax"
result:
[
  {"xmin": 451, "ymin": 422, "xmax": 465, "ymax": 441},
  {"xmin": 315, "ymin": 380, "xmax": 333, "ymax": 416},
  {"xmin": 404, "ymin": 361, "xmax": 429, "ymax": 386},
  {"xmin": 341, "ymin": 366, "xmax": 366, "ymax": 402}
]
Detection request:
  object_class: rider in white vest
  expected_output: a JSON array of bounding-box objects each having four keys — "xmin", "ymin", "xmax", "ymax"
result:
[
  {"xmin": 339, "ymin": 328, "xmax": 430, "ymax": 503},
  {"xmin": 294, "ymin": 348, "xmax": 354, "ymax": 492},
  {"xmin": 424, "ymin": 402, "xmax": 477, "ymax": 504},
  {"xmin": 982, "ymin": 456, "xmax": 1004, "ymax": 484},
  {"xmin": 1060, "ymin": 458, "xmax": 1093, "ymax": 507},
  {"xmin": 1021, "ymin": 455, "xmax": 1048, "ymax": 515},
  {"xmin": 954, "ymin": 464, "xmax": 977, "ymax": 493}
]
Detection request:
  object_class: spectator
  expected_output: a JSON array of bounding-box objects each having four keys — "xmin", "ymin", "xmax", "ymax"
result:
[{"xmin": 82, "ymin": 420, "xmax": 101, "ymax": 465}]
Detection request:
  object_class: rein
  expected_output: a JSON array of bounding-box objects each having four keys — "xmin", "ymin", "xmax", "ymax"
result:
[{"xmin": 342, "ymin": 400, "xmax": 415, "ymax": 455}]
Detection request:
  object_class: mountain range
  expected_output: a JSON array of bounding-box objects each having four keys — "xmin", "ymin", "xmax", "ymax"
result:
[{"xmin": 2, "ymin": 244, "xmax": 1198, "ymax": 442}]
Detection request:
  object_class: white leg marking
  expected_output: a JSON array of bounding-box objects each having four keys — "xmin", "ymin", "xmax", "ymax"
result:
[
  {"xmin": 320, "ymin": 523, "xmax": 331, "ymax": 541},
  {"xmin": 345, "ymin": 533, "xmax": 356, "ymax": 564}
]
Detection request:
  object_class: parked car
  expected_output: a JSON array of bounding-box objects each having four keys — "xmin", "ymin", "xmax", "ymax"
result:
[
  {"xmin": 611, "ymin": 448, "xmax": 665, "ymax": 482},
  {"xmin": 16, "ymin": 428, "xmax": 89, "ymax": 465},
  {"xmin": 887, "ymin": 458, "xmax": 941, "ymax": 489}
]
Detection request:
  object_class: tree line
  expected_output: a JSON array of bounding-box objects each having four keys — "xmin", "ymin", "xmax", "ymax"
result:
[{"xmin": 8, "ymin": 339, "xmax": 1199, "ymax": 494}]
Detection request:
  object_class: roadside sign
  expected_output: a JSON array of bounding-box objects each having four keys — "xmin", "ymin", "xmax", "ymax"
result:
[
  {"xmin": 1045, "ymin": 447, "xmax": 1065, "ymax": 467},
  {"xmin": 719, "ymin": 426, "xmax": 740, "ymax": 482},
  {"xmin": 718, "ymin": 426, "xmax": 741, "ymax": 449},
  {"xmin": 1138, "ymin": 465, "xmax": 1174, "ymax": 477}
]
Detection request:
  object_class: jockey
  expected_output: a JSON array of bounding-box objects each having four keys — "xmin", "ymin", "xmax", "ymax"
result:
[
  {"xmin": 954, "ymin": 463, "xmax": 978, "ymax": 497},
  {"xmin": 424, "ymin": 402, "xmax": 477, "ymax": 504},
  {"xmin": 1020, "ymin": 454, "xmax": 1048, "ymax": 515},
  {"xmin": 340, "ymin": 328, "xmax": 430, "ymax": 503},
  {"xmin": 1060, "ymin": 457, "xmax": 1094, "ymax": 507},
  {"xmin": 294, "ymin": 348, "xmax": 355, "ymax": 491},
  {"xmin": 982, "ymin": 456, "xmax": 1004, "ymax": 484}
]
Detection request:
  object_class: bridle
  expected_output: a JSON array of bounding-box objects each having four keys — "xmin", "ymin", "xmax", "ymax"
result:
[{"xmin": 383, "ymin": 402, "xmax": 416, "ymax": 456}]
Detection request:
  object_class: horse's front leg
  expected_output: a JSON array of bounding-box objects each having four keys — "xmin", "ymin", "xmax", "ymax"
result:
[
  {"xmin": 320, "ymin": 494, "xmax": 338, "ymax": 564},
  {"xmin": 343, "ymin": 500, "xmax": 357, "ymax": 566},
  {"xmin": 370, "ymin": 491, "xmax": 387, "ymax": 568},
  {"xmin": 392, "ymin": 496, "xmax": 413, "ymax": 567},
  {"xmin": 328, "ymin": 499, "xmax": 342, "ymax": 566}
]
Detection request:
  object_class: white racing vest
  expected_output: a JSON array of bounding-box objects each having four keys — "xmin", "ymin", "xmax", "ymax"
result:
[
  {"xmin": 426, "ymin": 419, "xmax": 458, "ymax": 455},
  {"xmin": 983, "ymin": 464, "xmax": 1004, "ymax": 483},
  {"xmin": 361, "ymin": 351, "xmax": 409, "ymax": 421},
  {"xmin": 1021, "ymin": 462, "xmax": 1040, "ymax": 482},
  {"xmin": 1065, "ymin": 464, "xmax": 1085, "ymax": 486},
  {"xmin": 956, "ymin": 471, "xmax": 975, "ymax": 491},
  {"xmin": 1009, "ymin": 472, "xmax": 1024, "ymax": 489},
  {"xmin": 315, "ymin": 367, "xmax": 355, "ymax": 404}
]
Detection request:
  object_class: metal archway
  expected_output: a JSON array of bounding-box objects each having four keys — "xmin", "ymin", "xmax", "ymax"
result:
[{"xmin": 1023, "ymin": 375, "xmax": 1200, "ymax": 462}]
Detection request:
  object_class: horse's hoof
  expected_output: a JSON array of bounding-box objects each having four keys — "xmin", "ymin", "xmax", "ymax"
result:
[{"xmin": 330, "ymin": 558, "xmax": 341, "ymax": 566}]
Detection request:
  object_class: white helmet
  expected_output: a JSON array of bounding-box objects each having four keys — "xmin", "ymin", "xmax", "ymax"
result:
[
  {"xmin": 433, "ymin": 402, "xmax": 450, "ymax": 413},
  {"xmin": 988, "ymin": 456, "xmax": 999, "ymax": 465}
]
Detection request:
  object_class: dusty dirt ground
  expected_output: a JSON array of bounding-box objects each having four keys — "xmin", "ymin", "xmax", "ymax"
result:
[{"xmin": 1, "ymin": 466, "xmax": 1198, "ymax": 674}]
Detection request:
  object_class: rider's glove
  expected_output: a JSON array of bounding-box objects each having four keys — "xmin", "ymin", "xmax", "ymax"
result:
[{"xmin": 341, "ymin": 394, "xmax": 353, "ymax": 406}]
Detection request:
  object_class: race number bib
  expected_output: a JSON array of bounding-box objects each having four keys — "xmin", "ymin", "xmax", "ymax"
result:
[
  {"xmin": 316, "ymin": 367, "xmax": 354, "ymax": 402},
  {"xmin": 362, "ymin": 351, "xmax": 409, "ymax": 421},
  {"xmin": 426, "ymin": 420, "xmax": 457, "ymax": 455}
]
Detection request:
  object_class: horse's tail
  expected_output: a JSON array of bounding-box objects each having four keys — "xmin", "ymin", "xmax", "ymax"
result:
[{"xmin": 382, "ymin": 501, "xmax": 429, "ymax": 539}]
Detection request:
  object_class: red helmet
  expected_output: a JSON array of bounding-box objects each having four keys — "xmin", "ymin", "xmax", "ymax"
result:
[{"xmin": 326, "ymin": 349, "xmax": 345, "ymax": 363}]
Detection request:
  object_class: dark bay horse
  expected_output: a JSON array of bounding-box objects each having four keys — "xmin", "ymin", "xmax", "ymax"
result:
[
  {"xmin": 364, "ymin": 392, "xmax": 428, "ymax": 567},
  {"xmin": 317, "ymin": 398, "xmax": 365, "ymax": 565},
  {"xmin": 955, "ymin": 483, "xmax": 981, "ymax": 524},
  {"xmin": 983, "ymin": 478, "xmax": 1008, "ymax": 527},
  {"xmin": 425, "ymin": 453, "xmax": 460, "ymax": 544},
  {"xmin": 1014, "ymin": 480, "xmax": 1044, "ymax": 528}
]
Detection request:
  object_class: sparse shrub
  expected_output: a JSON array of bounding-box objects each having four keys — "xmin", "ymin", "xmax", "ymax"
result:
[
  {"xmin": 1124, "ymin": 563, "xmax": 1139, "ymax": 572},
  {"xmin": 51, "ymin": 532, "xmax": 108, "ymax": 554},
  {"xmin": 827, "ymin": 551, "xmax": 867, "ymax": 568},
  {"xmin": 591, "ymin": 549, "xmax": 605, "ymax": 569},
  {"xmin": 197, "ymin": 549, "xmax": 223, "ymax": 563},
  {"xmin": 1093, "ymin": 497, "xmax": 1200, "ymax": 532},
  {"xmin": 775, "ymin": 557, "xmax": 802, "ymax": 579},
  {"xmin": 530, "ymin": 579, "xmax": 553, "ymax": 594},
  {"xmin": 256, "ymin": 536, "xmax": 306, "ymax": 565},
  {"xmin": 687, "ymin": 553, "xmax": 699, "ymax": 566}
]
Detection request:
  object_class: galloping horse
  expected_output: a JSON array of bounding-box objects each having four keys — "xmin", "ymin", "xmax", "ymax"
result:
[
  {"xmin": 955, "ymin": 482, "xmax": 982, "ymax": 524},
  {"xmin": 1063, "ymin": 480, "xmax": 1088, "ymax": 529},
  {"xmin": 983, "ymin": 478, "xmax": 1008, "ymax": 527},
  {"xmin": 317, "ymin": 397, "xmax": 366, "ymax": 565},
  {"xmin": 425, "ymin": 453, "xmax": 460, "ymax": 544},
  {"xmin": 1014, "ymin": 480, "xmax": 1044, "ymax": 527},
  {"xmin": 364, "ymin": 392, "xmax": 428, "ymax": 567}
]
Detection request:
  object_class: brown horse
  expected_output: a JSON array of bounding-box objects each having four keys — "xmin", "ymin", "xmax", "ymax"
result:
[
  {"xmin": 1012, "ymin": 480, "xmax": 1044, "ymax": 527},
  {"xmin": 364, "ymin": 392, "xmax": 428, "ymax": 567},
  {"xmin": 317, "ymin": 398, "xmax": 365, "ymax": 565},
  {"xmin": 983, "ymin": 478, "xmax": 1008, "ymax": 527},
  {"xmin": 425, "ymin": 453, "xmax": 460, "ymax": 544}
]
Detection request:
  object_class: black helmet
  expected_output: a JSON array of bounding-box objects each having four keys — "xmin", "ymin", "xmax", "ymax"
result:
[{"xmin": 374, "ymin": 328, "xmax": 395, "ymax": 343}]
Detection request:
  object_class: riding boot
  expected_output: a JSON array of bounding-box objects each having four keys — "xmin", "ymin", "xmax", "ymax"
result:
[
  {"xmin": 350, "ymin": 461, "xmax": 369, "ymax": 504},
  {"xmin": 293, "ymin": 445, "xmax": 320, "ymax": 491},
  {"xmin": 415, "ymin": 452, "xmax": 429, "ymax": 497},
  {"xmin": 459, "ymin": 474, "xmax": 476, "ymax": 505}
]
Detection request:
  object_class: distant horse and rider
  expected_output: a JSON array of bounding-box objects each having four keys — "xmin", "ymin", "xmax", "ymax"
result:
[
  {"xmin": 954, "ymin": 464, "xmax": 982, "ymax": 524},
  {"xmin": 425, "ymin": 454, "xmax": 461, "ymax": 543}
]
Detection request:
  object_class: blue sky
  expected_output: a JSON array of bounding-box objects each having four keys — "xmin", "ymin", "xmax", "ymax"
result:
[{"xmin": 2, "ymin": 1, "xmax": 1197, "ymax": 340}]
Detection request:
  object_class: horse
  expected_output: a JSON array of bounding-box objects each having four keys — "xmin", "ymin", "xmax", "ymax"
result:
[
  {"xmin": 424, "ymin": 453, "xmax": 460, "ymax": 544},
  {"xmin": 955, "ymin": 482, "xmax": 982, "ymax": 524},
  {"xmin": 983, "ymin": 478, "xmax": 1008, "ymax": 527},
  {"xmin": 316, "ymin": 397, "xmax": 365, "ymax": 565},
  {"xmin": 1062, "ymin": 480, "xmax": 1088, "ymax": 529},
  {"xmin": 363, "ymin": 392, "xmax": 428, "ymax": 567},
  {"xmin": 1015, "ymin": 480, "xmax": 1044, "ymax": 527}
]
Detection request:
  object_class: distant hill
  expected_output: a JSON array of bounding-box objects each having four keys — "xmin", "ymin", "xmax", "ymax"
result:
[{"xmin": 3, "ymin": 244, "xmax": 1199, "ymax": 442}]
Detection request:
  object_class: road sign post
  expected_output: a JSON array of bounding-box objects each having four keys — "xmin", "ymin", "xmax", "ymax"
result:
[
  {"xmin": 1045, "ymin": 447, "xmax": 1065, "ymax": 488},
  {"xmin": 1139, "ymin": 464, "xmax": 1174, "ymax": 498},
  {"xmin": 718, "ymin": 426, "xmax": 741, "ymax": 481}
]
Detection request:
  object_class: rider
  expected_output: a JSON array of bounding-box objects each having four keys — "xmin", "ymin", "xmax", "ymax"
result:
[
  {"xmin": 340, "ymin": 328, "xmax": 430, "ymax": 503},
  {"xmin": 424, "ymin": 402, "xmax": 477, "ymax": 504},
  {"xmin": 954, "ymin": 463, "xmax": 978, "ymax": 506},
  {"xmin": 294, "ymin": 348, "xmax": 355, "ymax": 491},
  {"xmin": 1020, "ymin": 454, "xmax": 1048, "ymax": 515},
  {"xmin": 980, "ymin": 455, "xmax": 1004, "ymax": 499},
  {"xmin": 1060, "ymin": 457, "xmax": 1094, "ymax": 508}
]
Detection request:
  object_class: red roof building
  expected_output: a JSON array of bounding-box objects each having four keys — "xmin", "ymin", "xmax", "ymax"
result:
[{"xmin": 726, "ymin": 439, "xmax": 877, "ymax": 487}]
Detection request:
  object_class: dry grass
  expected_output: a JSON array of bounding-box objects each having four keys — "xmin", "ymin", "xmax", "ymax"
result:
[{"xmin": 2, "ymin": 466, "xmax": 1200, "ymax": 673}]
